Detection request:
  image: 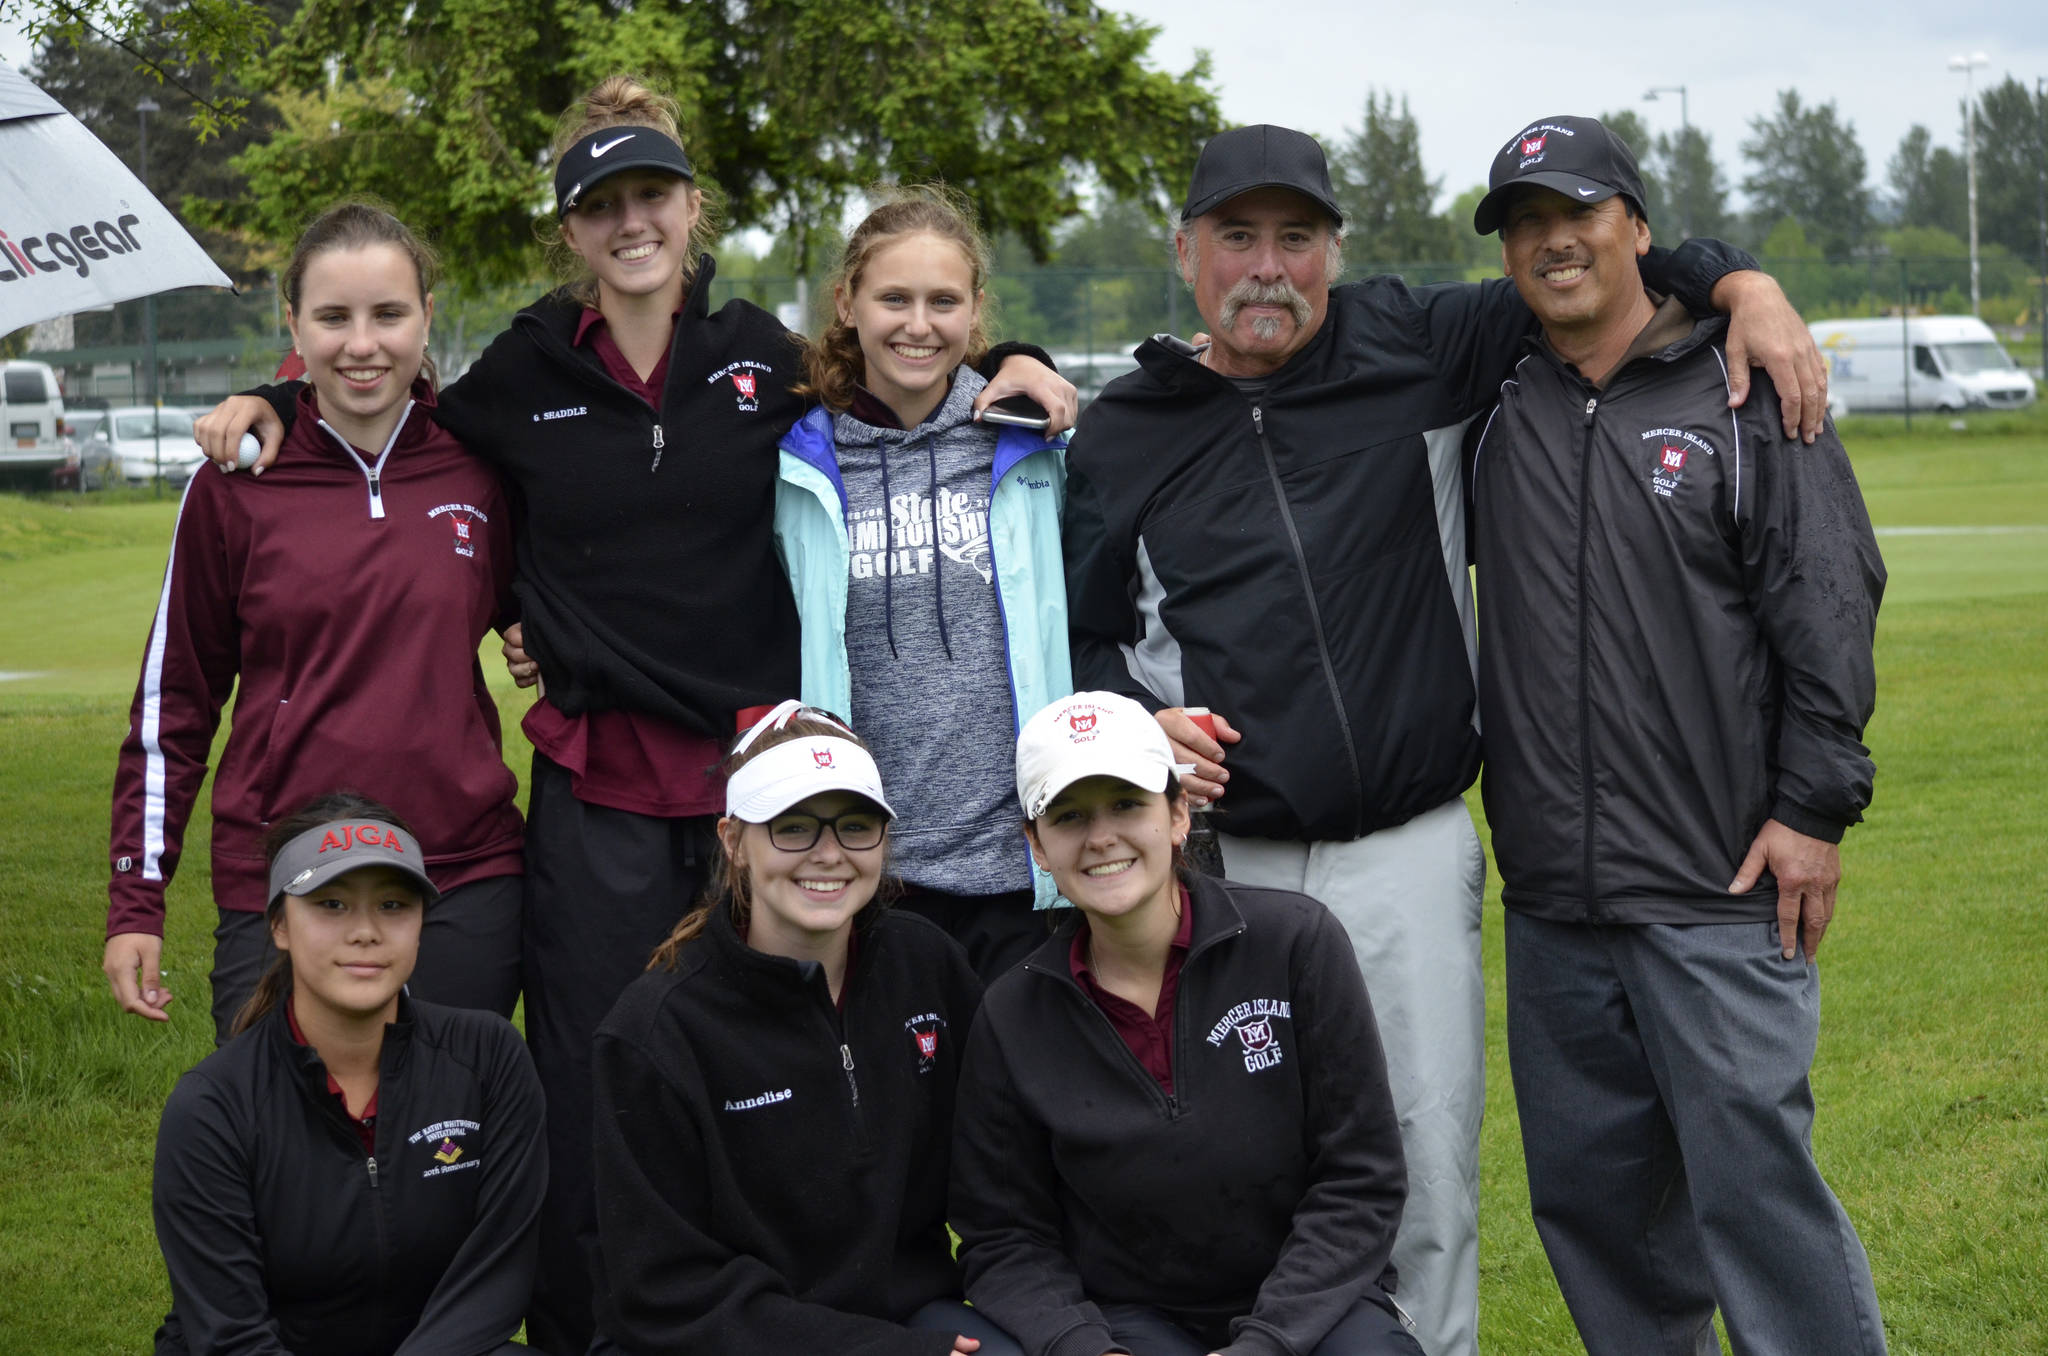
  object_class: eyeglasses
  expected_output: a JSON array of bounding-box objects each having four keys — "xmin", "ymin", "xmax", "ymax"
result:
[{"xmin": 765, "ymin": 810, "xmax": 887, "ymax": 853}]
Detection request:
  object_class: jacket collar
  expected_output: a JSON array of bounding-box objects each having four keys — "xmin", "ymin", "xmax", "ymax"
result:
[
  {"xmin": 779, "ymin": 391, "xmax": 1065, "ymax": 514},
  {"xmin": 290, "ymin": 376, "xmax": 441, "ymax": 460},
  {"xmin": 1523, "ymin": 295, "xmax": 1728, "ymax": 390},
  {"xmin": 520, "ymin": 252, "xmax": 721, "ymax": 345},
  {"xmin": 1131, "ymin": 303, "xmax": 1338, "ymax": 399},
  {"xmin": 265, "ymin": 985, "xmax": 417, "ymax": 1107},
  {"xmin": 1021, "ymin": 874, "xmax": 1247, "ymax": 987},
  {"xmin": 704, "ymin": 894, "xmax": 871, "ymax": 1010}
]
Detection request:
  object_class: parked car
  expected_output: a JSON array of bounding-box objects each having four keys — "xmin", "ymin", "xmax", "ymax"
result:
[
  {"xmin": 48, "ymin": 432, "xmax": 120, "ymax": 491},
  {"xmin": 101, "ymin": 406, "xmax": 207, "ymax": 484},
  {"xmin": 64, "ymin": 408, "xmax": 111, "ymax": 445},
  {"xmin": 0, "ymin": 359, "xmax": 69, "ymax": 485}
]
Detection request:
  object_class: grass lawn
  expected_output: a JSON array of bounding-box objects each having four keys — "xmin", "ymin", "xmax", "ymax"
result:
[{"xmin": 3, "ymin": 409, "xmax": 2044, "ymax": 1352}]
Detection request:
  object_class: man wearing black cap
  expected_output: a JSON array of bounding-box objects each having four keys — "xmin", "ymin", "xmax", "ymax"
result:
[
  {"xmin": 1467, "ymin": 116, "xmax": 1887, "ymax": 1355},
  {"xmin": 1061, "ymin": 122, "xmax": 1828, "ymax": 1356}
]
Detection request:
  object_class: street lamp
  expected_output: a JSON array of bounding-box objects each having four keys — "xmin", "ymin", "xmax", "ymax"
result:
[
  {"xmin": 136, "ymin": 96, "xmax": 162, "ymax": 494},
  {"xmin": 1643, "ymin": 84, "xmax": 1691, "ymax": 239},
  {"xmin": 1948, "ymin": 52, "xmax": 1988, "ymax": 316}
]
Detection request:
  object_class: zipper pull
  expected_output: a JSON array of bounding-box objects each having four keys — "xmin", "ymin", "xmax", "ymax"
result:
[
  {"xmin": 1252, "ymin": 406, "xmax": 1264, "ymax": 434},
  {"xmin": 650, "ymin": 423, "xmax": 665, "ymax": 472},
  {"xmin": 366, "ymin": 1156, "xmax": 379, "ymax": 1189},
  {"xmin": 1583, "ymin": 397, "xmax": 1598, "ymax": 424},
  {"xmin": 840, "ymin": 1043, "xmax": 860, "ymax": 1107}
]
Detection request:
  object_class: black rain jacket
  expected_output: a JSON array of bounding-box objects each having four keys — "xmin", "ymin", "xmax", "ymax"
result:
[{"xmin": 1468, "ymin": 312, "xmax": 1884, "ymax": 923}]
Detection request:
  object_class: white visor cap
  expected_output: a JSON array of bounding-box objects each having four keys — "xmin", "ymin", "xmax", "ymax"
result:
[
  {"xmin": 726, "ymin": 735, "xmax": 894, "ymax": 823},
  {"xmin": 1016, "ymin": 691, "xmax": 1179, "ymax": 820}
]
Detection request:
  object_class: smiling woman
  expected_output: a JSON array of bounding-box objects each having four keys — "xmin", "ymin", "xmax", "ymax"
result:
[
  {"xmin": 103, "ymin": 200, "xmax": 526, "ymax": 1051},
  {"xmin": 948, "ymin": 691, "xmax": 1423, "ymax": 1356},
  {"xmin": 776, "ymin": 188, "xmax": 1076, "ymax": 984},
  {"xmin": 588, "ymin": 702, "xmax": 1018, "ymax": 1356},
  {"xmin": 148, "ymin": 791, "xmax": 543, "ymax": 1356}
]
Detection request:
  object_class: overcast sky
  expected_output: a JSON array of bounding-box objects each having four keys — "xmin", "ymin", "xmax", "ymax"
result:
[
  {"xmin": 7, "ymin": 1, "xmax": 2044, "ymax": 215},
  {"xmin": 1112, "ymin": 0, "xmax": 2048, "ymax": 213}
]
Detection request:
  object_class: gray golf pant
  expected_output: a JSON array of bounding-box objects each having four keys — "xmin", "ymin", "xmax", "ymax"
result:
[
  {"xmin": 1221, "ymin": 796, "xmax": 1486, "ymax": 1356},
  {"xmin": 1505, "ymin": 912, "xmax": 1887, "ymax": 1356}
]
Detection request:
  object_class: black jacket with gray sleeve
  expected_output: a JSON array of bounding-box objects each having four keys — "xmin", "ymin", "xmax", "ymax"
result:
[{"xmin": 1468, "ymin": 313, "xmax": 1884, "ymax": 924}]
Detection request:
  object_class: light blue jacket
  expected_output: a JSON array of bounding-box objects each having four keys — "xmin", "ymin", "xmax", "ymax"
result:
[{"xmin": 775, "ymin": 403, "xmax": 1073, "ymax": 909}]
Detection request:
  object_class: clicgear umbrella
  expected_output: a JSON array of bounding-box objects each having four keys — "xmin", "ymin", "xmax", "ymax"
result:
[{"xmin": 0, "ymin": 63, "xmax": 233, "ymax": 333}]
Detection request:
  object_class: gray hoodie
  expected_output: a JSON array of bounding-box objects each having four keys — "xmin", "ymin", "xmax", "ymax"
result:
[{"xmin": 835, "ymin": 368, "xmax": 1032, "ymax": 896}]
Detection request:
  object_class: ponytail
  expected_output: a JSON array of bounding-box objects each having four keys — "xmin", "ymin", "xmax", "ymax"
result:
[{"xmin": 229, "ymin": 954, "xmax": 293, "ymax": 1037}]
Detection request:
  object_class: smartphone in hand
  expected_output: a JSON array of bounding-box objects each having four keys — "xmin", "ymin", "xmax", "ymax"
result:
[{"xmin": 979, "ymin": 395, "xmax": 1052, "ymax": 430}]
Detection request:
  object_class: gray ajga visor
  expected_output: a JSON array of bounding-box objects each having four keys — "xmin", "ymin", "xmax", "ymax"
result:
[{"xmin": 267, "ymin": 819, "xmax": 439, "ymax": 907}]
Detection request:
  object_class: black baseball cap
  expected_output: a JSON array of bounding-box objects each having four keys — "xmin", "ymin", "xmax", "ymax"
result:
[
  {"xmin": 1181, "ymin": 124, "xmax": 1343, "ymax": 226},
  {"xmin": 1472, "ymin": 115, "xmax": 1647, "ymax": 235},
  {"xmin": 553, "ymin": 126, "xmax": 695, "ymax": 218}
]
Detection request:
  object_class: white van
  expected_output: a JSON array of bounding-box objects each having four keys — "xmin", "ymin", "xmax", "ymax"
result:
[
  {"xmin": 0, "ymin": 359, "xmax": 69, "ymax": 480},
  {"xmin": 1809, "ymin": 316, "xmax": 2037, "ymax": 414}
]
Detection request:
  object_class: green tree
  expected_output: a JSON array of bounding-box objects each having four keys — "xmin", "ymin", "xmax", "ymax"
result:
[
  {"xmin": 1971, "ymin": 76, "xmax": 2048, "ymax": 260},
  {"xmin": 25, "ymin": 2, "xmax": 287, "ymax": 282},
  {"xmin": 1055, "ymin": 195, "xmax": 1171, "ymax": 270},
  {"xmin": 1654, "ymin": 125, "xmax": 1732, "ymax": 243},
  {"xmin": 1741, "ymin": 90, "xmax": 1872, "ymax": 256},
  {"xmin": 199, "ymin": 0, "xmax": 1219, "ymax": 288},
  {"xmin": 1445, "ymin": 184, "xmax": 1500, "ymax": 275},
  {"xmin": 1887, "ymin": 124, "xmax": 1968, "ymax": 236},
  {"xmin": 1882, "ymin": 224, "xmax": 1971, "ymax": 308},
  {"xmin": 3, "ymin": 0, "xmax": 274, "ymax": 138},
  {"xmin": 1330, "ymin": 90, "xmax": 1460, "ymax": 270}
]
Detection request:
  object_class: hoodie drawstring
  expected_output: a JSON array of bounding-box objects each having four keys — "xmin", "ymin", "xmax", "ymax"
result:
[
  {"xmin": 926, "ymin": 434, "xmax": 953, "ymax": 661},
  {"xmin": 879, "ymin": 449, "xmax": 898, "ymax": 660}
]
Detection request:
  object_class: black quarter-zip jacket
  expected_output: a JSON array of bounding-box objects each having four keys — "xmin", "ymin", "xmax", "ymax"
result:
[
  {"xmin": 1468, "ymin": 309, "xmax": 1884, "ymax": 924},
  {"xmin": 1062, "ymin": 242, "xmax": 1754, "ymax": 842},
  {"xmin": 590, "ymin": 906, "xmax": 984, "ymax": 1355},
  {"xmin": 446, "ymin": 257, "xmax": 807, "ymax": 734},
  {"xmin": 151, "ymin": 995, "xmax": 545, "ymax": 1356},
  {"xmin": 950, "ymin": 876, "xmax": 1405, "ymax": 1356}
]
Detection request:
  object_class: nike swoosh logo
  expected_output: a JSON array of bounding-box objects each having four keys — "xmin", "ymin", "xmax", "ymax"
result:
[
  {"xmin": 591, "ymin": 134, "xmax": 634, "ymax": 157},
  {"xmin": 1578, "ymin": 187, "xmax": 1598, "ymax": 196}
]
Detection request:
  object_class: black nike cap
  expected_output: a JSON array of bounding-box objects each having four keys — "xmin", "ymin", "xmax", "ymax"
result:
[
  {"xmin": 553, "ymin": 126, "xmax": 695, "ymax": 218},
  {"xmin": 1473, "ymin": 115, "xmax": 1647, "ymax": 235}
]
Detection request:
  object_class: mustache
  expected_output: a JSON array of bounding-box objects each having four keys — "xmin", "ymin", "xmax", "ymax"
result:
[
  {"xmin": 1218, "ymin": 278, "xmax": 1313, "ymax": 335},
  {"xmin": 1533, "ymin": 251, "xmax": 1591, "ymax": 274}
]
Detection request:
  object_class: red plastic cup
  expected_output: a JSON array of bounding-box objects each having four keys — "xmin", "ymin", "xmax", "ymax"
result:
[{"xmin": 1181, "ymin": 707, "xmax": 1218, "ymax": 809}]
